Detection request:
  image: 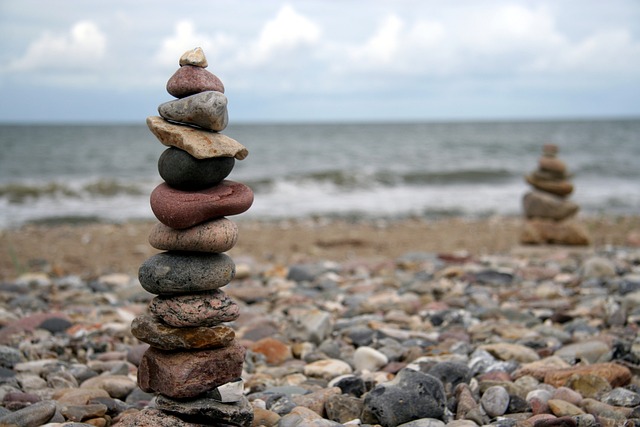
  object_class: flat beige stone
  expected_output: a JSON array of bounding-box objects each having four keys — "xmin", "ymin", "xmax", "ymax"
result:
[{"xmin": 146, "ymin": 116, "xmax": 248, "ymax": 160}]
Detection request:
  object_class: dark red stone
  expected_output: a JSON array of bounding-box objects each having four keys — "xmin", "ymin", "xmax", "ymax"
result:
[
  {"xmin": 150, "ymin": 180, "xmax": 253, "ymax": 229},
  {"xmin": 137, "ymin": 342, "xmax": 246, "ymax": 399},
  {"xmin": 166, "ymin": 65, "xmax": 224, "ymax": 98}
]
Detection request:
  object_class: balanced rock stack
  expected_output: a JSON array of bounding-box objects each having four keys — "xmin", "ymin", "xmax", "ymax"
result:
[
  {"xmin": 131, "ymin": 48, "xmax": 254, "ymax": 426},
  {"xmin": 520, "ymin": 143, "xmax": 590, "ymax": 245}
]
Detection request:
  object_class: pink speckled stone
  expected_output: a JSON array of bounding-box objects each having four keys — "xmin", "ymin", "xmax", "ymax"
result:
[
  {"xmin": 150, "ymin": 180, "xmax": 253, "ymax": 229},
  {"xmin": 167, "ymin": 65, "xmax": 224, "ymax": 98}
]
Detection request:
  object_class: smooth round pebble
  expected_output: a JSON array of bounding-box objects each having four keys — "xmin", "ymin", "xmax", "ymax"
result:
[
  {"xmin": 158, "ymin": 147, "xmax": 235, "ymax": 190},
  {"xmin": 138, "ymin": 251, "xmax": 235, "ymax": 295},
  {"xmin": 481, "ymin": 385, "xmax": 510, "ymax": 417}
]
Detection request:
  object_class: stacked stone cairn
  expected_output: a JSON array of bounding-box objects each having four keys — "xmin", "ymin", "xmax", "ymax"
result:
[
  {"xmin": 131, "ymin": 47, "xmax": 254, "ymax": 426},
  {"xmin": 520, "ymin": 143, "xmax": 590, "ymax": 245}
]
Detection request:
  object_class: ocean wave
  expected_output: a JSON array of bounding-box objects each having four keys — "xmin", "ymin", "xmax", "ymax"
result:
[
  {"xmin": 0, "ymin": 180, "xmax": 147, "ymax": 204},
  {"xmin": 244, "ymin": 168, "xmax": 516, "ymax": 192}
]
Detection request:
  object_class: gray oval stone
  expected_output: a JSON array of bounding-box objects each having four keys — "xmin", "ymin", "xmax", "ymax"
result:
[
  {"xmin": 158, "ymin": 147, "xmax": 235, "ymax": 191},
  {"xmin": 0, "ymin": 400, "xmax": 57, "ymax": 426},
  {"xmin": 159, "ymin": 91, "xmax": 228, "ymax": 131},
  {"xmin": 480, "ymin": 385, "xmax": 510, "ymax": 417},
  {"xmin": 138, "ymin": 252, "xmax": 235, "ymax": 295}
]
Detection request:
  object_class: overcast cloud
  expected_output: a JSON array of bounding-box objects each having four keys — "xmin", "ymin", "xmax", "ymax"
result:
[{"xmin": 1, "ymin": 0, "xmax": 639, "ymax": 122}]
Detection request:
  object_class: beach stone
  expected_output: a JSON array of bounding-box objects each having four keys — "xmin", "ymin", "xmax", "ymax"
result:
[
  {"xmin": 397, "ymin": 420, "xmax": 446, "ymax": 427},
  {"xmin": 149, "ymin": 217, "xmax": 237, "ymax": 253},
  {"xmin": 54, "ymin": 388, "xmax": 111, "ymax": 405},
  {"xmin": 523, "ymin": 191, "xmax": 579, "ymax": 220},
  {"xmin": 117, "ymin": 408, "xmax": 203, "ymax": 427},
  {"xmin": 138, "ymin": 252, "xmax": 235, "ymax": 295},
  {"xmin": 149, "ymin": 289, "xmax": 240, "ymax": 327},
  {"xmin": 250, "ymin": 337, "xmax": 292, "ymax": 365},
  {"xmin": 252, "ymin": 406, "xmax": 281, "ymax": 426},
  {"xmin": 287, "ymin": 308, "xmax": 333, "ymax": 345},
  {"xmin": 167, "ymin": 64, "xmax": 224, "ymax": 98},
  {"xmin": 552, "ymin": 386, "xmax": 583, "ymax": 406},
  {"xmin": 179, "ymin": 47, "xmax": 208, "ymax": 67},
  {"xmin": 147, "ymin": 116, "xmax": 247, "ymax": 160},
  {"xmin": 353, "ymin": 346, "xmax": 389, "ymax": 372},
  {"xmin": 543, "ymin": 363, "xmax": 631, "ymax": 388},
  {"xmin": 330, "ymin": 375, "xmax": 367, "ymax": 397},
  {"xmin": 155, "ymin": 394, "xmax": 253, "ymax": 426},
  {"xmin": 554, "ymin": 340, "xmax": 611, "ymax": 364},
  {"xmin": 0, "ymin": 345, "xmax": 22, "ymax": 368},
  {"xmin": 548, "ymin": 399, "xmax": 584, "ymax": 416},
  {"xmin": 150, "ymin": 180, "xmax": 254, "ymax": 229},
  {"xmin": 579, "ymin": 257, "xmax": 617, "ymax": 279},
  {"xmin": 60, "ymin": 403, "xmax": 107, "ymax": 422},
  {"xmin": 601, "ymin": 387, "xmax": 640, "ymax": 407},
  {"xmin": 525, "ymin": 173, "xmax": 574, "ymax": 196},
  {"xmin": 427, "ymin": 361, "xmax": 472, "ymax": 392},
  {"xmin": 3, "ymin": 391, "xmax": 40, "ymax": 410},
  {"xmin": 564, "ymin": 374, "xmax": 612, "ymax": 399},
  {"xmin": 364, "ymin": 368, "xmax": 446, "ymax": 426},
  {"xmin": 304, "ymin": 359, "xmax": 353, "ymax": 380},
  {"xmin": 45, "ymin": 371, "xmax": 79, "ymax": 390},
  {"xmin": 291, "ymin": 387, "xmax": 341, "ymax": 416},
  {"xmin": 79, "ymin": 375, "xmax": 137, "ymax": 400},
  {"xmin": 479, "ymin": 343, "xmax": 540, "ymax": 363},
  {"xmin": 38, "ymin": 317, "xmax": 73, "ymax": 334},
  {"xmin": 278, "ymin": 406, "xmax": 342, "ymax": 427},
  {"xmin": 158, "ymin": 147, "xmax": 235, "ymax": 191},
  {"xmin": 454, "ymin": 383, "xmax": 489, "ymax": 425},
  {"xmin": 131, "ymin": 314, "xmax": 234, "ymax": 350},
  {"xmin": 159, "ymin": 91, "xmax": 228, "ymax": 132},
  {"xmin": 0, "ymin": 399, "xmax": 57, "ymax": 426},
  {"xmin": 137, "ymin": 342, "xmax": 245, "ymax": 399},
  {"xmin": 324, "ymin": 393, "xmax": 364, "ymax": 424},
  {"xmin": 521, "ymin": 219, "xmax": 591, "ymax": 246},
  {"xmin": 480, "ymin": 385, "xmax": 510, "ymax": 417}
]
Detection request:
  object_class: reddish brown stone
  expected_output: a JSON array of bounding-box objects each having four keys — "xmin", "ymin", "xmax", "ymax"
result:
[
  {"xmin": 150, "ymin": 180, "xmax": 253, "ymax": 229},
  {"xmin": 543, "ymin": 363, "xmax": 631, "ymax": 388},
  {"xmin": 167, "ymin": 65, "xmax": 224, "ymax": 98},
  {"xmin": 137, "ymin": 342, "xmax": 246, "ymax": 399},
  {"xmin": 131, "ymin": 314, "xmax": 235, "ymax": 350},
  {"xmin": 250, "ymin": 337, "xmax": 292, "ymax": 365}
]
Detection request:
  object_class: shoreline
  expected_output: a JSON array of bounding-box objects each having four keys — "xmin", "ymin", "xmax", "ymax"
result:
[{"xmin": 2, "ymin": 214, "xmax": 639, "ymax": 281}]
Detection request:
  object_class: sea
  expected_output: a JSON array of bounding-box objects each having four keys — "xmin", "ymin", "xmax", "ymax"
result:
[{"xmin": 1, "ymin": 118, "xmax": 639, "ymax": 229}]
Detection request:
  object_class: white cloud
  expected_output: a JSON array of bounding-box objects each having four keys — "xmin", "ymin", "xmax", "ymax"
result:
[
  {"xmin": 335, "ymin": 3, "xmax": 640, "ymax": 83},
  {"xmin": 8, "ymin": 20, "xmax": 107, "ymax": 71},
  {"xmin": 238, "ymin": 4, "xmax": 321, "ymax": 66}
]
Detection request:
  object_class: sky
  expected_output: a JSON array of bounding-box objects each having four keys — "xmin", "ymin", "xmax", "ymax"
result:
[{"xmin": 1, "ymin": 0, "xmax": 639, "ymax": 123}]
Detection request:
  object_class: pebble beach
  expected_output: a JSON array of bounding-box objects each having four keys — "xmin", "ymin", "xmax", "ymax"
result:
[{"xmin": 0, "ymin": 215, "xmax": 639, "ymax": 426}]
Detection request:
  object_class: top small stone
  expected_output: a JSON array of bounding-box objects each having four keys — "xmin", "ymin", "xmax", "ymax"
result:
[
  {"xmin": 542, "ymin": 143, "xmax": 559, "ymax": 157},
  {"xmin": 180, "ymin": 47, "xmax": 208, "ymax": 68}
]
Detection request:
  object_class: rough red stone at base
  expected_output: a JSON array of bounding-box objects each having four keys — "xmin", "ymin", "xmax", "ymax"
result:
[{"xmin": 137, "ymin": 342, "xmax": 246, "ymax": 399}]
